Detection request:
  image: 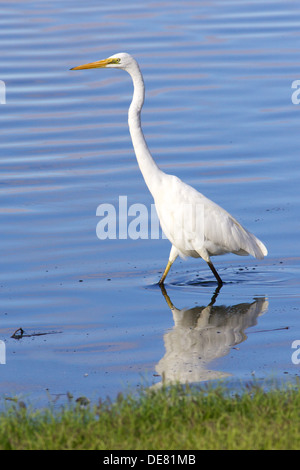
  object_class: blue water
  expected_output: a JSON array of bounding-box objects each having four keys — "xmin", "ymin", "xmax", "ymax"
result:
[{"xmin": 0, "ymin": 0, "xmax": 300, "ymax": 407}]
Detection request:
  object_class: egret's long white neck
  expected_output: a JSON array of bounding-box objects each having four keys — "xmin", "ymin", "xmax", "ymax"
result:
[{"xmin": 126, "ymin": 62, "xmax": 162, "ymax": 196}]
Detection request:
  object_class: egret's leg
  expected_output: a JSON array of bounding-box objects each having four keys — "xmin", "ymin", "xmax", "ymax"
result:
[
  {"xmin": 207, "ymin": 261, "xmax": 223, "ymax": 286},
  {"xmin": 158, "ymin": 245, "xmax": 178, "ymax": 285},
  {"xmin": 159, "ymin": 260, "xmax": 173, "ymax": 285}
]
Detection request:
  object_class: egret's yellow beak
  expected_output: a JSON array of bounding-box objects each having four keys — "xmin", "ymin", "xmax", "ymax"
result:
[{"xmin": 70, "ymin": 58, "xmax": 120, "ymax": 70}]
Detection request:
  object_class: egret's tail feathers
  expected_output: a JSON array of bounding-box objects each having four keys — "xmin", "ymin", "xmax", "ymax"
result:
[
  {"xmin": 248, "ymin": 234, "xmax": 268, "ymax": 260},
  {"xmin": 254, "ymin": 239, "xmax": 268, "ymax": 259},
  {"xmin": 231, "ymin": 217, "xmax": 267, "ymax": 260}
]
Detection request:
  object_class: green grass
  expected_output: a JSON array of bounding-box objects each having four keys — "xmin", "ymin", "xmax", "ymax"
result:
[{"xmin": 0, "ymin": 383, "xmax": 299, "ymax": 450}]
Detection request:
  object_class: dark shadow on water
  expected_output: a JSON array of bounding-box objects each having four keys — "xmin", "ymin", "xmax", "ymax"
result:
[
  {"xmin": 169, "ymin": 266, "xmax": 262, "ymax": 287},
  {"xmin": 146, "ymin": 274, "xmax": 242, "ymax": 291},
  {"xmin": 146, "ymin": 260, "xmax": 298, "ymax": 290}
]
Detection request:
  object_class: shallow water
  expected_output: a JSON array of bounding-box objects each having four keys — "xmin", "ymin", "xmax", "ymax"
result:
[{"xmin": 0, "ymin": 0, "xmax": 300, "ymax": 406}]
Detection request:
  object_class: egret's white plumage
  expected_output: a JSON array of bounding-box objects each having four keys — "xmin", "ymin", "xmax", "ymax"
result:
[{"xmin": 71, "ymin": 52, "xmax": 267, "ymax": 285}]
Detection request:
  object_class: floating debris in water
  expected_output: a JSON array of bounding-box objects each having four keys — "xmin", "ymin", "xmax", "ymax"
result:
[{"xmin": 11, "ymin": 328, "xmax": 62, "ymax": 340}]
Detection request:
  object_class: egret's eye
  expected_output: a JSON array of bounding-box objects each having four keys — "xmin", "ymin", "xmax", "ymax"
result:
[{"xmin": 108, "ymin": 58, "xmax": 121, "ymax": 64}]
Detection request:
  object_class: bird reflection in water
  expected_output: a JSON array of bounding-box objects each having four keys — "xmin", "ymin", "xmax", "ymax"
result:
[{"xmin": 154, "ymin": 285, "xmax": 268, "ymax": 386}]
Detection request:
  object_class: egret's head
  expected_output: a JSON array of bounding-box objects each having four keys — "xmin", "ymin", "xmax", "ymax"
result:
[{"xmin": 70, "ymin": 52, "xmax": 135, "ymax": 71}]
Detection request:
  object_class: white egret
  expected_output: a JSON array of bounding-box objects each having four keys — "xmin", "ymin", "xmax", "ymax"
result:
[{"xmin": 71, "ymin": 52, "xmax": 267, "ymax": 286}]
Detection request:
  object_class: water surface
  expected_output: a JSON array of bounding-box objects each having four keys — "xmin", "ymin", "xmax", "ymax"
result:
[{"xmin": 0, "ymin": 0, "xmax": 300, "ymax": 406}]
